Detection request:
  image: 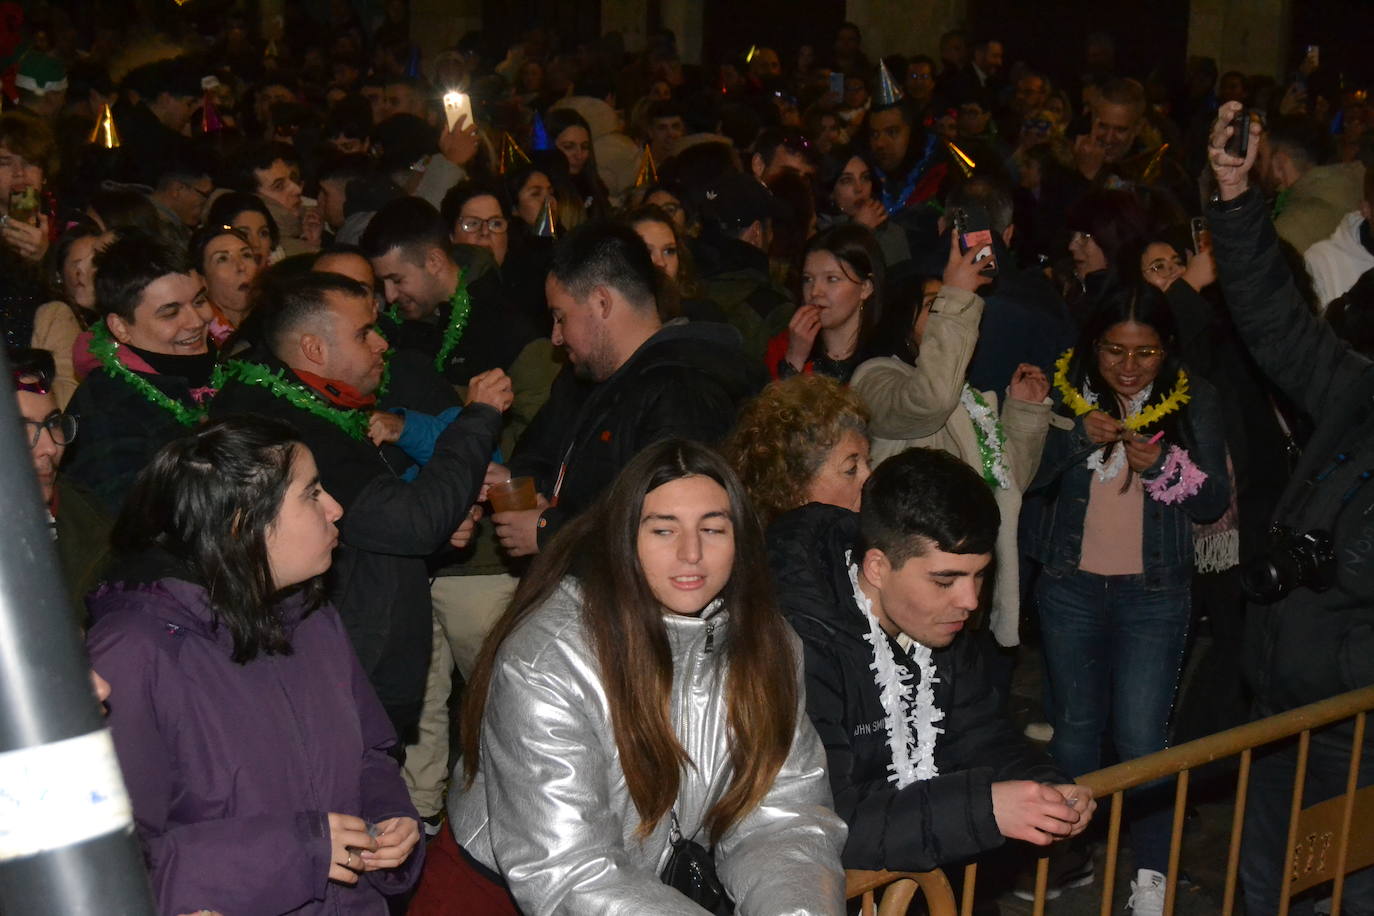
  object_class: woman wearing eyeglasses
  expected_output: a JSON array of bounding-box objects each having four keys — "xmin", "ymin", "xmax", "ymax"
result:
[
  {"xmin": 9, "ymin": 347, "xmax": 107, "ymax": 619},
  {"xmin": 441, "ymin": 181, "xmax": 512, "ymax": 268},
  {"xmin": 1023, "ymin": 284, "xmax": 1229, "ymax": 910},
  {"xmin": 441, "ymin": 179, "xmax": 555, "ymax": 341}
]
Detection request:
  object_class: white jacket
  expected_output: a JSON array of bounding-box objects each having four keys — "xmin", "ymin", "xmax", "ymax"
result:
[{"xmin": 1304, "ymin": 210, "xmax": 1374, "ymax": 312}]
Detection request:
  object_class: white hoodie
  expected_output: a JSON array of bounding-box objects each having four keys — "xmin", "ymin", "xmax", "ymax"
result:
[{"xmin": 1305, "ymin": 209, "xmax": 1374, "ymax": 312}]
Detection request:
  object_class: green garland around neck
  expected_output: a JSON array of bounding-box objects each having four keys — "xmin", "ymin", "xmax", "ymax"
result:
[
  {"xmin": 88, "ymin": 321, "xmax": 208, "ymax": 427},
  {"xmin": 433, "ymin": 273, "xmax": 472, "ymax": 373},
  {"xmin": 219, "ymin": 359, "xmax": 389, "ymax": 441},
  {"xmin": 379, "ymin": 272, "xmax": 472, "ymax": 374}
]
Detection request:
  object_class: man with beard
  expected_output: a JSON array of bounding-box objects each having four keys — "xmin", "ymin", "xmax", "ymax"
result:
[
  {"xmin": 491, "ymin": 222, "xmax": 755, "ymax": 557},
  {"xmin": 210, "ymin": 271, "xmax": 512, "ymax": 741}
]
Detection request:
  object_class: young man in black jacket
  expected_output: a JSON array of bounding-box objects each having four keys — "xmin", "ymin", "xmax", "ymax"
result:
[
  {"xmin": 492, "ymin": 221, "xmax": 756, "ymax": 557},
  {"xmin": 767, "ymin": 448, "xmax": 1095, "ymax": 877},
  {"xmin": 210, "ymin": 272, "xmax": 512, "ymax": 742},
  {"xmin": 362, "ymin": 196, "xmax": 539, "ymax": 387}
]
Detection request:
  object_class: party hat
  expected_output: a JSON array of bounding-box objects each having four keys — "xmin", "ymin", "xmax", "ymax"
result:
[
  {"xmin": 1141, "ymin": 143, "xmax": 1169, "ymax": 183},
  {"xmin": 497, "ymin": 132, "xmax": 530, "ymax": 175},
  {"xmin": 946, "ymin": 140, "xmax": 976, "ymax": 178},
  {"xmin": 634, "ymin": 145, "xmax": 658, "ymax": 188},
  {"xmin": 89, "ymin": 102, "xmax": 121, "ymax": 149},
  {"xmin": 530, "ymin": 112, "xmax": 550, "ymax": 151},
  {"xmin": 405, "ymin": 46, "xmax": 421, "ymax": 78},
  {"xmin": 533, "ymin": 198, "xmax": 557, "ymax": 238},
  {"xmin": 873, "ymin": 59, "xmax": 903, "ymax": 109},
  {"xmin": 201, "ymin": 76, "xmax": 223, "ymax": 133}
]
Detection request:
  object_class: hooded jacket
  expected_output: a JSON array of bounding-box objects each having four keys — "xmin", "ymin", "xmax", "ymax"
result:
[
  {"xmin": 86, "ymin": 562, "xmax": 423, "ymax": 915},
  {"xmin": 210, "ymin": 350, "xmax": 498, "ymax": 739},
  {"xmin": 694, "ymin": 237, "xmax": 795, "ymax": 363},
  {"xmin": 510, "ymin": 320, "xmax": 757, "ymax": 548},
  {"xmin": 1274, "ymin": 161, "xmax": 1365, "ymax": 256},
  {"xmin": 1304, "ymin": 209, "xmax": 1374, "ymax": 311},
  {"xmin": 767, "ymin": 504, "xmax": 1066, "ymax": 872},
  {"xmin": 449, "ymin": 579, "xmax": 848, "ymax": 915}
]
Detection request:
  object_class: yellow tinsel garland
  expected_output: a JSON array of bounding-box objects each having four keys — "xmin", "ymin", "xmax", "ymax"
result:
[{"xmin": 1053, "ymin": 349, "xmax": 1190, "ymax": 430}]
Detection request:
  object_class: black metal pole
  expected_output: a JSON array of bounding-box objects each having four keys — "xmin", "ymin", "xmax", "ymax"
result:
[{"xmin": 0, "ymin": 349, "xmax": 156, "ymax": 913}]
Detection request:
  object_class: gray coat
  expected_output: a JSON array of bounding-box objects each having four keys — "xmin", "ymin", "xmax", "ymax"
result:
[{"xmin": 449, "ymin": 580, "xmax": 848, "ymax": 915}]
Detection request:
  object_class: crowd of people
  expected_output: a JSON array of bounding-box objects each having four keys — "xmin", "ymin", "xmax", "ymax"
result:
[{"xmin": 4, "ymin": 5, "xmax": 1374, "ymax": 916}]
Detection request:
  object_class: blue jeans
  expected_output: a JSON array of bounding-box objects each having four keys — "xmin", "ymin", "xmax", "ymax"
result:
[
  {"xmin": 1241, "ymin": 728, "xmax": 1374, "ymax": 915},
  {"xmin": 1036, "ymin": 569, "xmax": 1191, "ymax": 873}
]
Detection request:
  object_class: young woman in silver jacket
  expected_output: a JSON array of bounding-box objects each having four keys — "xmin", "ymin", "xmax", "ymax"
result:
[{"xmin": 411, "ymin": 438, "xmax": 848, "ymax": 915}]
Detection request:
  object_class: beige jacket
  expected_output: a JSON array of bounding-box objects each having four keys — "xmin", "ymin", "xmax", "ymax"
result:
[
  {"xmin": 31, "ymin": 300, "xmax": 84, "ymax": 408},
  {"xmin": 850, "ymin": 286, "xmax": 1050, "ymax": 647}
]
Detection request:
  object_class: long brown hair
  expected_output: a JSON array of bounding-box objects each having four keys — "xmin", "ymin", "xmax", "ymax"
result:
[{"xmin": 461, "ymin": 439, "xmax": 798, "ymax": 840}]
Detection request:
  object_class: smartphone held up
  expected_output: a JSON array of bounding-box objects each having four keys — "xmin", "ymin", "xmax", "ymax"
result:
[
  {"xmin": 1224, "ymin": 107, "xmax": 1253, "ymax": 159},
  {"xmin": 953, "ymin": 205, "xmax": 998, "ymax": 278}
]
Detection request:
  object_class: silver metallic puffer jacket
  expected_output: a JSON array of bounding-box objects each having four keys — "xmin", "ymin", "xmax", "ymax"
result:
[{"xmin": 449, "ymin": 580, "xmax": 848, "ymax": 915}]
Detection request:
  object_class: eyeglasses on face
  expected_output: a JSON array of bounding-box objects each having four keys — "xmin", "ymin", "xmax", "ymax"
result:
[
  {"xmin": 457, "ymin": 215, "xmax": 508, "ymax": 234},
  {"xmin": 1144, "ymin": 257, "xmax": 1185, "ymax": 276},
  {"xmin": 1068, "ymin": 230, "xmax": 1094, "ymax": 246},
  {"xmin": 23, "ymin": 410, "xmax": 77, "ymax": 448},
  {"xmin": 1096, "ymin": 341, "xmax": 1165, "ymax": 364}
]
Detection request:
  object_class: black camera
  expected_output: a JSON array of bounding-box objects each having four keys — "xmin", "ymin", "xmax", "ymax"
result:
[{"xmin": 1242, "ymin": 526, "xmax": 1336, "ymax": 604}]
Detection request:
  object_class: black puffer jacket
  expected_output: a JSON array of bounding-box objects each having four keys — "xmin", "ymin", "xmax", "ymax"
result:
[
  {"xmin": 1210, "ymin": 189, "xmax": 1374, "ymax": 718},
  {"xmin": 210, "ymin": 350, "xmax": 496, "ymax": 741},
  {"xmin": 510, "ymin": 319, "xmax": 757, "ymax": 548},
  {"xmin": 767, "ymin": 503, "xmax": 1065, "ymax": 872}
]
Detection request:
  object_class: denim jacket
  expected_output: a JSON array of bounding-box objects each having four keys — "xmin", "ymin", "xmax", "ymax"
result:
[{"xmin": 1024, "ymin": 370, "xmax": 1231, "ymax": 589}]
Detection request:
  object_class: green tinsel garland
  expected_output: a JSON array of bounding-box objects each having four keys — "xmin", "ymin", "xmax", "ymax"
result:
[
  {"xmin": 218, "ymin": 360, "xmax": 376, "ymax": 440},
  {"xmin": 433, "ymin": 274, "xmax": 472, "ymax": 373},
  {"xmin": 88, "ymin": 322, "xmax": 208, "ymax": 427},
  {"xmin": 377, "ymin": 274, "xmax": 471, "ymax": 374}
]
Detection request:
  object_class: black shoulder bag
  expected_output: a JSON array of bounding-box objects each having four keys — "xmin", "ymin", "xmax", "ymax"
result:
[{"xmin": 660, "ymin": 811, "xmax": 735, "ymax": 914}]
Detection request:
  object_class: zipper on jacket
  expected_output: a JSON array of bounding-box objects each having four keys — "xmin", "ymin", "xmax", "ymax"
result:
[{"xmin": 704, "ymin": 619, "xmax": 715, "ymax": 654}]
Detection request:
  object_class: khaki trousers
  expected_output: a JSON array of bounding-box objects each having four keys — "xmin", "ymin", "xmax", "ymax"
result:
[{"xmin": 402, "ymin": 573, "xmax": 516, "ymax": 817}]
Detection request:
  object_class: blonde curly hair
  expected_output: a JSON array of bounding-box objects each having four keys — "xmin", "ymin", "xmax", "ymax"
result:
[{"xmin": 725, "ymin": 375, "xmax": 870, "ymax": 526}]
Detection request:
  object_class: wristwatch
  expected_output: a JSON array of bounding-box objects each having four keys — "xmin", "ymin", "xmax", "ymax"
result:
[{"xmin": 1209, "ymin": 186, "xmax": 1254, "ymax": 213}]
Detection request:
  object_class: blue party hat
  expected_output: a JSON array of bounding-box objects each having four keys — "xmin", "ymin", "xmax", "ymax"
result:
[{"xmin": 531, "ymin": 113, "xmax": 550, "ymax": 151}]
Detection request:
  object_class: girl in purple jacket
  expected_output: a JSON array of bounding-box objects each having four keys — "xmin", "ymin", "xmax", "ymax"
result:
[{"xmin": 87, "ymin": 415, "xmax": 424, "ymax": 915}]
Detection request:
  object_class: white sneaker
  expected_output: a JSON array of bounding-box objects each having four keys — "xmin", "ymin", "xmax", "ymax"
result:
[{"xmin": 1126, "ymin": 868, "xmax": 1165, "ymax": 916}]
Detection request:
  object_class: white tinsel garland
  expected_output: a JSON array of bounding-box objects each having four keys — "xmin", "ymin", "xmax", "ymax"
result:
[
  {"xmin": 847, "ymin": 553, "xmax": 944, "ymax": 788},
  {"xmin": 1083, "ymin": 383, "xmax": 1152, "ymax": 482},
  {"xmin": 961, "ymin": 385, "xmax": 1011, "ymax": 489}
]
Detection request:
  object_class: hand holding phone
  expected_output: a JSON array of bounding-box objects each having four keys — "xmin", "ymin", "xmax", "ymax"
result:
[
  {"xmin": 8, "ymin": 188, "xmax": 39, "ymax": 225},
  {"xmin": 1224, "ymin": 107, "xmax": 1251, "ymax": 159},
  {"xmin": 953, "ymin": 205, "xmax": 998, "ymax": 278}
]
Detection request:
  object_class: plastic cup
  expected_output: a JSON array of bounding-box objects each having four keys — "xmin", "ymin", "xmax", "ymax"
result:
[{"xmin": 488, "ymin": 476, "xmax": 538, "ymax": 512}]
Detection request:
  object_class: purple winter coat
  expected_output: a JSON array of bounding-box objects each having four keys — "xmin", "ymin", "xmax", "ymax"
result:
[{"xmin": 87, "ymin": 575, "xmax": 424, "ymax": 915}]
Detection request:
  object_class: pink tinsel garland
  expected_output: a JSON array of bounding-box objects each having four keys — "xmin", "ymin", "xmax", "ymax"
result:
[{"xmin": 1145, "ymin": 445, "xmax": 1207, "ymax": 505}]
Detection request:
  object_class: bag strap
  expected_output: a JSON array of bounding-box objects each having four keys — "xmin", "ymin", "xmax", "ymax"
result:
[{"xmin": 668, "ymin": 810, "xmax": 683, "ymax": 846}]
